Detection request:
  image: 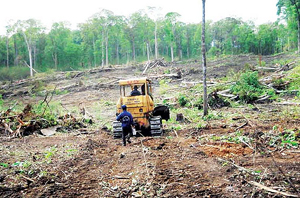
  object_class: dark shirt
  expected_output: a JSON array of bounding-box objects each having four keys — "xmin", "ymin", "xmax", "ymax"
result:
[
  {"xmin": 116, "ymin": 110, "xmax": 133, "ymax": 128},
  {"xmin": 131, "ymin": 89, "xmax": 141, "ymax": 96}
]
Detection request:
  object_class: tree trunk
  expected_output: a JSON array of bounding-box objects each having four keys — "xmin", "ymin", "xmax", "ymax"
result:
[
  {"xmin": 147, "ymin": 42, "xmax": 150, "ymax": 61},
  {"xmin": 293, "ymin": 1, "xmax": 300, "ymax": 53},
  {"xmin": 298, "ymin": 19, "xmax": 300, "ymax": 53},
  {"xmin": 171, "ymin": 45, "xmax": 174, "ymax": 62},
  {"xmin": 132, "ymin": 41, "xmax": 136, "ymax": 61},
  {"xmin": 202, "ymin": 0, "xmax": 208, "ymax": 116},
  {"xmin": 101, "ymin": 31, "xmax": 105, "ymax": 67},
  {"xmin": 6, "ymin": 36, "xmax": 9, "ymax": 68},
  {"xmin": 22, "ymin": 32, "xmax": 33, "ymax": 77},
  {"xmin": 179, "ymin": 48, "xmax": 183, "ymax": 60},
  {"xmin": 126, "ymin": 52, "xmax": 129, "ymax": 64},
  {"xmin": 53, "ymin": 52, "xmax": 58, "ymax": 69},
  {"xmin": 93, "ymin": 36, "xmax": 96, "ymax": 67},
  {"xmin": 105, "ymin": 31, "xmax": 108, "ymax": 66},
  {"xmin": 33, "ymin": 43, "xmax": 37, "ymax": 69},
  {"xmin": 13, "ymin": 35, "xmax": 18, "ymax": 66},
  {"xmin": 155, "ymin": 22, "xmax": 158, "ymax": 59},
  {"xmin": 116, "ymin": 43, "xmax": 119, "ymax": 65}
]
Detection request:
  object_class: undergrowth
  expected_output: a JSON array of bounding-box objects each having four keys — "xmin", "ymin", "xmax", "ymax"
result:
[
  {"xmin": 0, "ymin": 66, "xmax": 30, "ymax": 81},
  {"xmin": 230, "ymin": 70, "xmax": 276, "ymax": 103}
]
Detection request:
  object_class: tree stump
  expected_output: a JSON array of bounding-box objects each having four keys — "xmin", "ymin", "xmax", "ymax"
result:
[{"xmin": 176, "ymin": 113, "xmax": 184, "ymax": 122}]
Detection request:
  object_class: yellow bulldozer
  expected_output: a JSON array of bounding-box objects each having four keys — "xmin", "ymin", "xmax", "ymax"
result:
[{"xmin": 112, "ymin": 77, "xmax": 170, "ymax": 138}]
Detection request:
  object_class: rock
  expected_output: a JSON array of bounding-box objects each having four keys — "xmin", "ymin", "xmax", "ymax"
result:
[
  {"xmin": 40, "ymin": 127, "xmax": 57, "ymax": 136},
  {"xmin": 120, "ymin": 153, "xmax": 125, "ymax": 158}
]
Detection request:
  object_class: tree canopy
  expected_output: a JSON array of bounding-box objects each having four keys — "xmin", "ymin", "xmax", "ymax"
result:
[{"xmin": 0, "ymin": 7, "xmax": 296, "ymax": 76}]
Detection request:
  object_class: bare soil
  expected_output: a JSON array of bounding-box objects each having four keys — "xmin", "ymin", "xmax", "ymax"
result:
[{"xmin": 0, "ymin": 54, "xmax": 300, "ymax": 197}]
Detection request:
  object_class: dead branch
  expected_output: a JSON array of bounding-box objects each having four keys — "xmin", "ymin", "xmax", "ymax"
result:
[
  {"xmin": 274, "ymin": 102, "xmax": 300, "ymax": 106},
  {"xmin": 149, "ymin": 73, "xmax": 181, "ymax": 79},
  {"xmin": 254, "ymin": 95, "xmax": 271, "ymax": 104},
  {"xmin": 287, "ymin": 150, "xmax": 300, "ymax": 153},
  {"xmin": 217, "ymin": 89, "xmax": 236, "ymax": 98},
  {"xmin": 248, "ymin": 181, "xmax": 299, "ymax": 197},
  {"xmin": 23, "ymin": 61, "xmax": 38, "ymax": 73},
  {"xmin": 256, "ymin": 67, "xmax": 279, "ymax": 72},
  {"xmin": 276, "ymin": 61, "xmax": 295, "ymax": 72},
  {"xmin": 112, "ymin": 175, "xmax": 130, "ymax": 180},
  {"xmin": 41, "ymin": 86, "xmax": 57, "ymax": 117},
  {"xmin": 3, "ymin": 123, "xmax": 13, "ymax": 135},
  {"xmin": 217, "ymin": 158, "xmax": 259, "ymax": 176},
  {"xmin": 140, "ymin": 140, "xmax": 150, "ymax": 180},
  {"xmin": 142, "ymin": 59, "xmax": 166, "ymax": 74},
  {"xmin": 12, "ymin": 123, "xmax": 22, "ymax": 138},
  {"xmin": 270, "ymin": 153, "xmax": 299, "ymax": 194},
  {"xmin": 21, "ymin": 175, "xmax": 35, "ymax": 183},
  {"xmin": 143, "ymin": 61, "xmax": 152, "ymax": 74}
]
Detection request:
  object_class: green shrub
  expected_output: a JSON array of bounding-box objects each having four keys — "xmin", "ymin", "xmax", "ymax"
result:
[
  {"xmin": 194, "ymin": 97, "xmax": 204, "ymax": 110},
  {"xmin": 208, "ymin": 46, "xmax": 221, "ymax": 57},
  {"xmin": 230, "ymin": 71, "xmax": 265, "ymax": 103},
  {"xmin": 159, "ymin": 79, "xmax": 171, "ymax": 95},
  {"xmin": 0, "ymin": 66, "xmax": 30, "ymax": 81},
  {"xmin": 33, "ymin": 101, "xmax": 61, "ymax": 126},
  {"xmin": 178, "ymin": 94, "xmax": 189, "ymax": 107},
  {"xmin": 0, "ymin": 95, "xmax": 3, "ymax": 109},
  {"xmin": 286, "ymin": 65, "xmax": 300, "ymax": 90}
]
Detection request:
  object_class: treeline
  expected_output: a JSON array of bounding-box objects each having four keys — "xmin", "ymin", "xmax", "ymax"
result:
[{"xmin": 0, "ymin": 9, "xmax": 298, "ymax": 73}]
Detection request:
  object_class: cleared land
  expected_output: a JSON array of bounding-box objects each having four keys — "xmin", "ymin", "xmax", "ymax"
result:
[{"xmin": 0, "ymin": 54, "xmax": 299, "ymax": 197}]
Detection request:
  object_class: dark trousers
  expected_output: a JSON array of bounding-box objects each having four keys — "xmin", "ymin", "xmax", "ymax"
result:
[{"xmin": 122, "ymin": 127, "xmax": 132, "ymax": 146}]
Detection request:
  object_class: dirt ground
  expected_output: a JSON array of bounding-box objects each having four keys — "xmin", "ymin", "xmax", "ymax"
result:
[{"xmin": 0, "ymin": 54, "xmax": 300, "ymax": 197}]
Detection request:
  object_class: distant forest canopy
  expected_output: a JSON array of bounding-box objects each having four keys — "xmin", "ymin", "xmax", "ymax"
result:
[{"xmin": 0, "ymin": 5, "xmax": 298, "ymax": 73}]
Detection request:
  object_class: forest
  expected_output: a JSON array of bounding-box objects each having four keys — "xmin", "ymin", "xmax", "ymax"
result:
[{"xmin": 0, "ymin": 0, "xmax": 299, "ymax": 80}]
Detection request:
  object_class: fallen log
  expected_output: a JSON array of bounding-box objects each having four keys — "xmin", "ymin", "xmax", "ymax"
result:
[
  {"xmin": 142, "ymin": 59, "xmax": 167, "ymax": 74},
  {"xmin": 248, "ymin": 181, "xmax": 299, "ymax": 197},
  {"xmin": 149, "ymin": 73, "xmax": 181, "ymax": 79},
  {"xmin": 217, "ymin": 89, "xmax": 236, "ymax": 98},
  {"xmin": 256, "ymin": 66, "xmax": 279, "ymax": 72},
  {"xmin": 276, "ymin": 61, "xmax": 295, "ymax": 72},
  {"xmin": 274, "ymin": 102, "xmax": 300, "ymax": 106},
  {"xmin": 254, "ymin": 95, "xmax": 271, "ymax": 104},
  {"xmin": 142, "ymin": 61, "xmax": 151, "ymax": 74}
]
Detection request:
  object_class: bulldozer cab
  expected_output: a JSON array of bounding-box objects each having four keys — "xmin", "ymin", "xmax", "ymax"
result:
[
  {"xmin": 113, "ymin": 77, "xmax": 168, "ymax": 138},
  {"xmin": 116, "ymin": 78, "xmax": 154, "ymax": 126},
  {"xmin": 119, "ymin": 78, "xmax": 152, "ymax": 97}
]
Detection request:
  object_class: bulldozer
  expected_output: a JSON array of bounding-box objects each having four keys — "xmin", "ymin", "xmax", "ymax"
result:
[{"xmin": 112, "ymin": 77, "xmax": 170, "ymax": 138}]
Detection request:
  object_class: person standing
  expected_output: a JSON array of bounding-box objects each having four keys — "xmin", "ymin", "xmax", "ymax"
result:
[{"xmin": 116, "ymin": 105, "xmax": 133, "ymax": 146}]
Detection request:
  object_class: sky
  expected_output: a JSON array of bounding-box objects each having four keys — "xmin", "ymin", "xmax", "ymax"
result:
[{"xmin": 0, "ymin": 0, "xmax": 279, "ymax": 35}]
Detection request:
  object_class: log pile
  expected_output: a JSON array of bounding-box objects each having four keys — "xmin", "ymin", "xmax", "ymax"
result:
[
  {"xmin": 0, "ymin": 104, "xmax": 41, "ymax": 138},
  {"xmin": 0, "ymin": 101, "xmax": 92, "ymax": 138},
  {"xmin": 143, "ymin": 58, "xmax": 167, "ymax": 74}
]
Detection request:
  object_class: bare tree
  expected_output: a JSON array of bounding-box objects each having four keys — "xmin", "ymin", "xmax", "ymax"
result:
[
  {"xmin": 6, "ymin": 36, "xmax": 9, "ymax": 68},
  {"xmin": 148, "ymin": 6, "xmax": 162, "ymax": 60},
  {"xmin": 14, "ymin": 19, "xmax": 44, "ymax": 77},
  {"xmin": 202, "ymin": 0, "xmax": 208, "ymax": 116}
]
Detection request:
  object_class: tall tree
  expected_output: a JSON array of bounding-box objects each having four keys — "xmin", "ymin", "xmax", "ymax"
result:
[
  {"xmin": 164, "ymin": 12, "xmax": 181, "ymax": 62},
  {"xmin": 147, "ymin": 7, "xmax": 162, "ymax": 59},
  {"xmin": 202, "ymin": 0, "xmax": 208, "ymax": 116},
  {"xmin": 13, "ymin": 19, "xmax": 44, "ymax": 76},
  {"xmin": 46, "ymin": 22, "xmax": 71, "ymax": 69},
  {"xmin": 277, "ymin": 0, "xmax": 300, "ymax": 52}
]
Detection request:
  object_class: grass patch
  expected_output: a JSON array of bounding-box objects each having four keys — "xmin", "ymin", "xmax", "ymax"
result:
[{"xmin": 0, "ymin": 66, "xmax": 30, "ymax": 81}]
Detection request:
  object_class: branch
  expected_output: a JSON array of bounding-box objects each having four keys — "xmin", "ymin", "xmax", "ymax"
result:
[
  {"xmin": 270, "ymin": 153, "xmax": 299, "ymax": 194},
  {"xmin": 249, "ymin": 181, "xmax": 299, "ymax": 197},
  {"xmin": 23, "ymin": 60, "xmax": 38, "ymax": 73}
]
